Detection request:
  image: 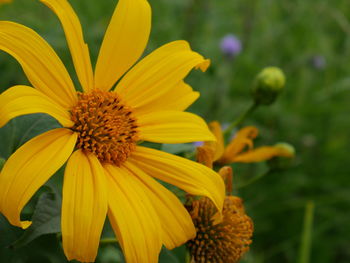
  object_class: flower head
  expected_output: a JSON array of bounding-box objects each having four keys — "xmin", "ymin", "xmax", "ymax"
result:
[
  {"xmin": 220, "ymin": 34, "xmax": 242, "ymax": 58},
  {"xmin": 252, "ymin": 67, "xmax": 286, "ymax": 105},
  {"xmin": 0, "ymin": 0, "xmax": 225, "ymax": 262},
  {"xmin": 186, "ymin": 167, "xmax": 253, "ymax": 263},
  {"xmin": 197, "ymin": 121, "xmax": 294, "ymax": 167}
]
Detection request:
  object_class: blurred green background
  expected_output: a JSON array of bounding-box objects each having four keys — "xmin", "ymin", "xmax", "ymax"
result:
[{"xmin": 0, "ymin": 0, "xmax": 349, "ymax": 262}]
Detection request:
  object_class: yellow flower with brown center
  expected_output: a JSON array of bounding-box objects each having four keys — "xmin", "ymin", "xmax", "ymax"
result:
[
  {"xmin": 197, "ymin": 121, "xmax": 294, "ymax": 168},
  {"xmin": 0, "ymin": 0, "xmax": 225, "ymax": 262},
  {"xmin": 186, "ymin": 167, "xmax": 253, "ymax": 263}
]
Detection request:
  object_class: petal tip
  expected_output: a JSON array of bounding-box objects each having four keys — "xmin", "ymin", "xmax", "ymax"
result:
[
  {"xmin": 21, "ymin": 220, "xmax": 32, "ymax": 229},
  {"xmin": 197, "ymin": 59, "xmax": 211, "ymax": 72}
]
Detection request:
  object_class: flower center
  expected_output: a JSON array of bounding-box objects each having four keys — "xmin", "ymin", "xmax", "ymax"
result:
[
  {"xmin": 70, "ymin": 90, "xmax": 138, "ymax": 166},
  {"xmin": 186, "ymin": 197, "xmax": 253, "ymax": 263}
]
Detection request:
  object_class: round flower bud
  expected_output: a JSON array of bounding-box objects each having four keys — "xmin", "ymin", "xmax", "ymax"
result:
[
  {"xmin": 267, "ymin": 142, "xmax": 295, "ymax": 170},
  {"xmin": 252, "ymin": 67, "xmax": 286, "ymax": 105}
]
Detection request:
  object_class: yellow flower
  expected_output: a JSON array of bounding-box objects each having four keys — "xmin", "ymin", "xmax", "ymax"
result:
[
  {"xmin": 186, "ymin": 167, "xmax": 253, "ymax": 263},
  {"xmin": 0, "ymin": 0, "xmax": 225, "ymax": 262},
  {"xmin": 197, "ymin": 121, "xmax": 294, "ymax": 167}
]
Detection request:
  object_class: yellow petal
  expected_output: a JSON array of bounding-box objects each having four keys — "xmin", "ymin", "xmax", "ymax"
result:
[
  {"xmin": 0, "ymin": 128, "xmax": 77, "ymax": 228},
  {"xmin": 94, "ymin": 0, "xmax": 151, "ymax": 91},
  {"xmin": 219, "ymin": 126, "xmax": 259, "ymax": 164},
  {"xmin": 133, "ymin": 81, "xmax": 199, "ymax": 114},
  {"xmin": 129, "ymin": 146, "xmax": 225, "ymax": 212},
  {"xmin": 115, "ymin": 40, "xmax": 210, "ymax": 109},
  {"xmin": 0, "ymin": 85, "xmax": 73, "ymax": 128},
  {"xmin": 105, "ymin": 164, "xmax": 162, "ymax": 263},
  {"xmin": 62, "ymin": 150, "xmax": 107, "ymax": 262},
  {"xmin": 137, "ymin": 110, "xmax": 215, "ymax": 143},
  {"xmin": 123, "ymin": 161, "xmax": 195, "ymax": 249},
  {"xmin": 0, "ymin": 21, "xmax": 77, "ymax": 109},
  {"xmin": 40, "ymin": 0, "xmax": 94, "ymax": 92},
  {"xmin": 233, "ymin": 146, "xmax": 294, "ymax": 163},
  {"xmin": 203, "ymin": 121, "xmax": 225, "ymax": 161}
]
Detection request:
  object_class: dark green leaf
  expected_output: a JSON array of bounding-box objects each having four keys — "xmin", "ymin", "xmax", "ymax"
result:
[
  {"xmin": 0, "ymin": 113, "xmax": 60, "ymax": 159},
  {"xmin": 11, "ymin": 186, "xmax": 62, "ymax": 249},
  {"xmin": 161, "ymin": 143, "xmax": 195, "ymax": 154}
]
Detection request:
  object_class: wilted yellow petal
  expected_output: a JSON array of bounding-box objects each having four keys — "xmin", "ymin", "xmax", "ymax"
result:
[
  {"xmin": 205, "ymin": 121, "xmax": 225, "ymax": 161},
  {"xmin": 196, "ymin": 146, "xmax": 215, "ymax": 169},
  {"xmin": 233, "ymin": 146, "xmax": 294, "ymax": 163},
  {"xmin": 219, "ymin": 126, "xmax": 258, "ymax": 164}
]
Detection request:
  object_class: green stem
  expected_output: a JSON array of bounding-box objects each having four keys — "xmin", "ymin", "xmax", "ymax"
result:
[
  {"xmin": 185, "ymin": 249, "xmax": 192, "ymax": 263},
  {"xmin": 100, "ymin": 238, "xmax": 118, "ymax": 245},
  {"xmin": 298, "ymin": 201, "xmax": 315, "ymax": 263},
  {"xmin": 236, "ymin": 169, "xmax": 271, "ymax": 189},
  {"xmin": 224, "ymin": 102, "xmax": 259, "ymax": 137}
]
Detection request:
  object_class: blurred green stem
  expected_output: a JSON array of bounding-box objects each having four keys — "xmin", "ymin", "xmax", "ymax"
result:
[
  {"xmin": 100, "ymin": 238, "xmax": 118, "ymax": 245},
  {"xmin": 236, "ymin": 169, "xmax": 271, "ymax": 189},
  {"xmin": 185, "ymin": 250, "xmax": 192, "ymax": 263},
  {"xmin": 224, "ymin": 102, "xmax": 259, "ymax": 136},
  {"xmin": 298, "ymin": 201, "xmax": 315, "ymax": 263}
]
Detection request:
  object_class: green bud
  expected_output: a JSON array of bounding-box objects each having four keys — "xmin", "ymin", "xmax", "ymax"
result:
[
  {"xmin": 252, "ymin": 67, "xmax": 286, "ymax": 105},
  {"xmin": 267, "ymin": 142, "xmax": 295, "ymax": 170}
]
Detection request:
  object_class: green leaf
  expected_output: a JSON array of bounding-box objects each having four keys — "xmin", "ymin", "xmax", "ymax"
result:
[
  {"xmin": 161, "ymin": 143, "xmax": 195, "ymax": 154},
  {"xmin": 0, "ymin": 214, "xmax": 23, "ymax": 248},
  {"xmin": 11, "ymin": 186, "xmax": 62, "ymax": 249},
  {"xmin": 159, "ymin": 246, "xmax": 188, "ymax": 263},
  {"xmin": 159, "ymin": 248, "xmax": 181, "ymax": 263},
  {"xmin": 0, "ymin": 113, "xmax": 60, "ymax": 159}
]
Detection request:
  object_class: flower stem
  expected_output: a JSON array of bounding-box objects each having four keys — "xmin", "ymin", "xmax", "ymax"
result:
[
  {"xmin": 298, "ymin": 201, "xmax": 315, "ymax": 263},
  {"xmin": 224, "ymin": 102, "xmax": 259, "ymax": 136},
  {"xmin": 100, "ymin": 238, "xmax": 118, "ymax": 245},
  {"xmin": 185, "ymin": 249, "xmax": 192, "ymax": 263}
]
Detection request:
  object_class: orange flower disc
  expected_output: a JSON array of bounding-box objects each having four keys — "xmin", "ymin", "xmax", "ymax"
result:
[
  {"xmin": 71, "ymin": 90, "xmax": 138, "ymax": 166},
  {"xmin": 187, "ymin": 196, "xmax": 253, "ymax": 263}
]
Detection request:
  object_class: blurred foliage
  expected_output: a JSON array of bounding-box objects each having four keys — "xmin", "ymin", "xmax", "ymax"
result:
[{"xmin": 0, "ymin": 0, "xmax": 349, "ymax": 262}]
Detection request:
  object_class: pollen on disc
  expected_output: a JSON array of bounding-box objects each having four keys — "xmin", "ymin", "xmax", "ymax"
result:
[
  {"xmin": 70, "ymin": 90, "xmax": 139, "ymax": 166},
  {"xmin": 186, "ymin": 197, "xmax": 253, "ymax": 263}
]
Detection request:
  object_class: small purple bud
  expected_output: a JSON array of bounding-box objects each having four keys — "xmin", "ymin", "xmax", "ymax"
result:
[
  {"xmin": 310, "ymin": 55, "xmax": 326, "ymax": 70},
  {"xmin": 193, "ymin": 141, "xmax": 204, "ymax": 147},
  {"xmin": 220, "ymin": 34, "xmax": 242, "ymax": 58}
]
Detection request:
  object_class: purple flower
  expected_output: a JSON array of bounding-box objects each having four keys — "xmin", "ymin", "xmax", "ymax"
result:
[
  {"xmin": 193, "ymin": 141, "xmax": 204, "ymax": 147},
  {"xmin": 310, "ymin": 55, "xmax": 326, "ymax": 70},
  {"xmin": 220, "ymin": 34, "xmax": 242, "ymax": 58}
]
